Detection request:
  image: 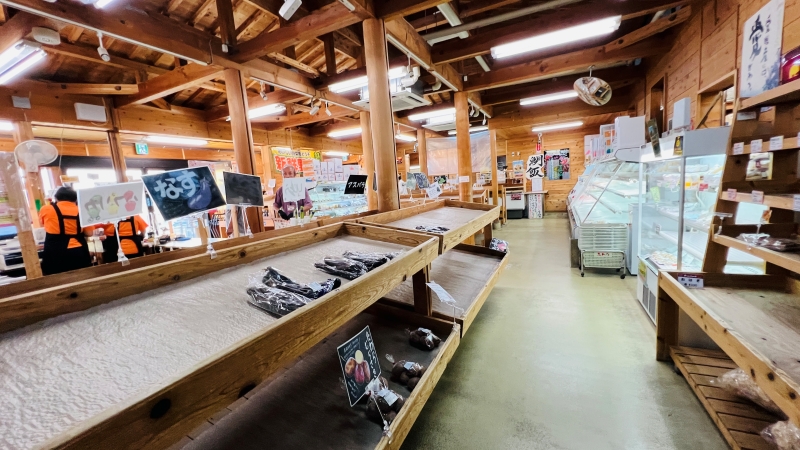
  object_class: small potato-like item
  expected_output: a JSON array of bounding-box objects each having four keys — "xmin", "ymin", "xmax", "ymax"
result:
[
  {"xmin": 399, "ymin": 372, "xmax": 410, "ymax": 385},
  {"xmin": 387, "ymin": 411, "xmax": 397, "ymax": 423},
  {"xmin": 344, "ymin": 357, "xmax": 357, "ymax": 377},
  {"xmin": 393, "ymin": 396, "xmax": 405, "ymax": 412},
  {"xmin": 407, "ymin": 377, "xmax": 420, "ymax": 390},
  {"xmin": 392, "ymin": 361, "xmax": 406, "ymax": 377}
]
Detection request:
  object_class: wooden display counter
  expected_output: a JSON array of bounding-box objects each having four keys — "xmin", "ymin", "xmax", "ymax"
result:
[
  {"xmin": 178, "ymin": 306, "xmax": 459, "ymax": 450},
  {"xmin": 0, "ymin": 223, "xmax": 437, "ymax": 449},
  {"xmin": 381, "ymin": 244, "xmax": 508, "ymax": 336},
  {"xmin": 355, "ymin": 200, "xmax": 500, "ymax": 253}
]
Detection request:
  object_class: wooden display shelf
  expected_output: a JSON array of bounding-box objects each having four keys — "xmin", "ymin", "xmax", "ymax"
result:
[
  {"xmin": 670, "ymin": 346, "xmax": 778, "ymax": 450},
  {"xmin": 740, "ymin": 78, "xmax": 800, "ymax": 110},
  {"xmin": 381, "ymin": 244, "xmax": 508, "ymax": 336},
  {"xmin": 730, "ymin": 140, "xmax": 800, "ymax": 155},
  {"xmin": 176, "ymin": 305, "xmax": 459, "ymax": 450},
  {"xmin": 657, "ymin": 272, "xmax": 800, "ymax": 426},
  {"xmin": 2, "ymin": 224, "xmax": 439, "ymax": 449},
  {"xmin": 721, "ymin": 191, "xmax": 799, "ymax": 210},
  {"xmin": 712, "ymin": 234, "xmax": 800, "ymax": 273},
  {"xmin": 355, "ymin": 199, "xmax": 500, "ymax": 254}
]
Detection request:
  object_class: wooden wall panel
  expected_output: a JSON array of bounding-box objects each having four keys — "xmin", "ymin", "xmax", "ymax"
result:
[{"xmin": 700, "ymin": 12, "xmax": 737, "ymax": 89}]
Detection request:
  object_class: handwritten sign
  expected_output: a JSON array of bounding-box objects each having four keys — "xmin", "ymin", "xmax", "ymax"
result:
[
  {"xmin": 750, "ymin": 139, "xmax": 763, "ymax": 153},
  {"xmin": 344, "ymin": 174, "xmax": 367, "ymax": 195},
  {"xmin": 770, "ymin": 136, "xmax": 784, "ymax": 151},
  {"xmin": 740, "ymin": 0, "xmax": 784, "ymax": 97},
  {"xmin": 337, "ymin": 326, "xmax": 381, "ymax": 406},
  {"xmin": 77, "ymin": 181, "xmax": 145, "ymax": 228},
  {"xmin": 282, "ymin": 177, "xmax": 307, "ymax": 202},
  {"xmin": 525, "ymin": 154, "xmax": 544, "ymax": 179},
  {"xmin": 732, "ymin": 142, "xmax": 744, "ymax": 155},
  {"xmin": 726, "ymin": 188, "xmax": 737, "ymax": 200},
  {"xmin": 142, "ymin": 167, "xmax": 226, "ymax": 221}
]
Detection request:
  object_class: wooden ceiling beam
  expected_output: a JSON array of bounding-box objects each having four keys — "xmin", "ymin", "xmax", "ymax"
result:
[
  {"xmin": 232, "ymin": 2, "xmax": 364, "ymax": 62},
  {"xmin": 488, "ymin": 90, "xmax": 632, "ymax": 129},
  {"xmin": 384, "ymin": 18, "xmax": 462, "ymax": 91},
  {"xmin": 309, "ymin": 120, "xmax": 360, "ymax": 136},
  {"xmin": 258, "ymin": 104, "xmax": 354, "ymax": 129},
  {"xmin": 377, "ymin": 0, "xmax": 450, "ymax": 21},
  {"xmin": 216, "ymin": 0, "xmax": 238, "ymax": 51},
  {"xmin": 115, "ymin": 64, "xmax": 224, "ymax": 108},
  {"xmin": 465, "ymin": 37, "xmax": 669, "ymax": 91},
  {"xmin": 20, "ymin": 81, "xmax": 139, "ymax": 95},
  {"xmin": 267, "ymin": 52, "xmax": 320, "ymax": 76},
  {"xmin": 0, "ymin": 9, "xmax": 45, "ymax": 54},
  {"xmin": 604, "ymin": 6, "xmax": 689, "ymax": 52}
]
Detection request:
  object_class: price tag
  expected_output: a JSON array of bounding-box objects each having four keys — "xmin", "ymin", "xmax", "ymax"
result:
[
  {"xmin": 458, "ymin": 175, "xmax": 470, "ymax": 183},
  {"xmin": 426, "ymin": 281, "xmax": 456, "ymax": 305},
  {"xmin": 726, "ymin": 188, "xmax": 737, "ymax": 200},
  {"xmin": 751, "ymin": 190, "xmax": 764, "ymax": 204},
  {"xmin": 732, "ymin": 142, "xmax": 744, "ymax": 155},
  {"xmin": 678, "ymin": 274, "xmax": 704, "ymax": 289},
  {"xmin": 770, "ymin": 136, "xmax": 784, "ymax": 151},
  {"xmin": 793, "ymin": 194, "xmax": 800, "ymax": 212},
  {"xmin": 750, "ymin": 139, "xmax": 763, "ymax": 153}
]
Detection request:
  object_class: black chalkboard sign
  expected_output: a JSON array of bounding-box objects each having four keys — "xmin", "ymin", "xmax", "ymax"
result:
[
  {"xmin": 344, "ymin": 174, "xmax": 368, "ymax": 195},
  {"xmin": 223, "ymin": 171, "xmax": 264, "ymax": 206},
  {"xmin": 142, "ymin": 166, "xmax": 226, "ymax": 221},
  {"xmin": 337, "ymin": 326, "xmax": 381, "ymax": 406}
]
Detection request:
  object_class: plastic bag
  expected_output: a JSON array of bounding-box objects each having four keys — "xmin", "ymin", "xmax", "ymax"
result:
[
  {"xmin": 415, "ymin": 225, "xmax": 450, "ymax": 234},
  {"xmin": 489, "ymin": 238, "xmax": 509, "ymax": 253},
  {"xmin": 314, "ymin": 256, "xmax": 368, "ymax": 280},
  {"xmin": 388, "ymin": 355, "xmax": 426, "ymax": 390},
  {"xmin": 262, "ymin": 266, "xmax": 341, "ymax": 299},
  {"xmin": 407, "ymin": 327, "xmax": 441, "ymax": 351},
  {"xmin": 365, "ymin": 377, "xmax": 404, "ymax": 425},
  {"xmin": 710, "ymin": 368, "xmax": 786, "ymax": 418},
  {"xmin": 762, "ymin": 421, "xmax": 800, "ymax": 450},
  {"xmin": 737, "ymin": 234, "xmax": 800, "ymax": 252},
  {"xmin": 342, "ymin": 251, "xmax": 400, "ymax": 271}
]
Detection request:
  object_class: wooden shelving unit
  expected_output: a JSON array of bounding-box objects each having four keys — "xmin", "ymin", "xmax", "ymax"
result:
[{"xmin": 658, "ymin": 81, "xmax": 800, "ymax": 448}]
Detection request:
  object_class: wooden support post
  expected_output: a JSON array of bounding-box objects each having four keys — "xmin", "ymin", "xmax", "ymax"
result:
[
  {"xmin": 359, "ymin": 111, "xmax": 378, "ymax": 210},
  {"xmin": 455, "ymin": 91, "xmax": 472, "ymax": 203},
  {"xmin": 363, "ymin": 18, "xmax": 399, "ymax": 212},
  {"xmin": 483, "ymin": 222, "xmax": 493, "ymax": 247},
  {"xmin": 231, "ymin": 206, "xmax": 240, "ymax": 238},
  {"xmin": 322, "ymin": 32, "xmax": 337, "ymax": 76},
  {"xmin": 0, "ymin": 153, "xmax": 42, "ymax": 278},
  {"xmin": 12, "ymin": 122, "xmax": 45, "ymax": 218},
  {"xmin": 224, "ymin": 68, "xmax": 265, "ymax": 233},
  {"xmin": 197, "ymin": 217, "xmax": 208, "ymax": 245},
  {"xmin": 106, "ymin": 102, "xmax": 127, "ymax": 183},
  {"xmin": 403, "ymin": 153, "xmax": 410, "ymax": 180},
  {"xmin": 417, "ymin": 128, "xmax": 428, "ymax": 177},
  {"xmin": 215, "ymin": 0, "xmax": 237, "ymax": 53},
  {"xmin": 655, "ymin": 283, "xmax": 679, "ymax": 361},
  {"xmin": 260, "ymin": 146, "xmax": 275, "ymax": 195},
  {"xmin": 489, "ymin": 129, "xmax": 499, "ymax": 207},
  {"xmin": 412, "ymin": 264, "xmax": 432, "ymax": 316}
]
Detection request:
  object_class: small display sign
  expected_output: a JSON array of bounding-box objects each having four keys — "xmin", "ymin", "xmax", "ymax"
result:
[
  {"xmin": 678, "ymin": 273, "xmax": 704, "ymax": 289},
  {"xmin": 76, "ymin": 181, "xmax": 146, "ymax": 227},
  {"xmin": 344, "ymin": 174, "xmax": 367, "ymax": 195},
  {"xmin": 732, "ymin": 142, "xmax": 744, "ymax": 155},
  {"xmin": 770, "ymin": 136, "xmax": 784, "ymax": 151},
  {"xmin": 750, "ymin": 139, "xmax": 763, "ymax": 154},
  {"xmin": 135, "ymin": 142, "xmax": 149, "ymax": 155},
  {"xmin": 281, "ymin": 177, "xmax": 307, "ymax": 202},
  {"xmin": 751, "ymin": 190, "xmax": 765, "ymax": 204},
  {"xmin": 142, "ymin": 166, "xmax": 226, "ymax": 221},
  {"xmin": 337, "ymin": 326, "xmax": 381, "ymax": 406},
  {"xmin": 223, "ymin": 172, "xmax": 264, "ymax": 206}
]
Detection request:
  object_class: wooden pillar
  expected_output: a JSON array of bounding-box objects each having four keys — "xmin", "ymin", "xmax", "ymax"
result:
[
  {"xmin": 224, "ymin": 68, "xmax": 265, "ymax": 233},
  {"xmin": 107, "ymin": 131, "xmax": 128, "ymax": 183},
  {"xmin": 489, "ymin": 129, "xmax": 499, "ymax": 207},
  {"xmin": 403, "ymin": 153, "xmax": 410, "ymax": 180},
  {"xmin": 12, "ymin": 122, "xmax": 45, "ymax": 217},
  {"xmin": 322, "ymin": 33, "xmax": 337, "ymax": 76},
  {"xmin": 260, "ymin": 146, "xmax": 274, "ymax": 192},
  {"xmin": 363, "ymin": 18, "xmax": 399, "ymax": 212},
  {"xmin": 454, "ymin": 91, "xmax": 472, "ymax": 202},
  {"xmin": 215, "ymin": 0, "xmax": 237, "ymax": 53},
  {"xmin": 417, "ymin": 128, "xmax": 428, "ymax": 176},
  {"xmin": 0, "ymin": 153, "xmax": 42, "ymax": 278},
  {"xmin": 360, "ymin": 111, "xmax": 378, "ymax": 210}
]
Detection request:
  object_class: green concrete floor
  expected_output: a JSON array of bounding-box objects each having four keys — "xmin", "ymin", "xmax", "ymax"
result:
[{"xmin": 401, "ymin": 216, "xmax": 728, "ymax": 450}]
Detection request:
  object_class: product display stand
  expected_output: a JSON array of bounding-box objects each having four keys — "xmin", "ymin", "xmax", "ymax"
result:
[{"xmin": 657, "ymin": 85, "xmax": 800, "ymax": 448}]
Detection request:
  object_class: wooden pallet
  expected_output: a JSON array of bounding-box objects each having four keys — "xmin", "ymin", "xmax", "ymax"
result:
[{"xmin": 670, "ymin": 346, "xmax": 779, "ymax": 450}]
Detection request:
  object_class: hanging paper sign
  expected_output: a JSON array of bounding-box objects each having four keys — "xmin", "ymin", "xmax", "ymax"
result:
[
  {"xmin": 425, "ymin": 184, "xmax": 442, "ymax": 199},
  {"xmin": 142, "ymin": 166, "xmax": 226, "ymax": 221},
  {"xmin": 76, "ymin": 181, "xmax": 145, "ymax": 228},
  {"xmin": 344, "ymin": 174, "xmax": 368, "ymax": 194},
  {"xmin": 794, "ymin": 194, "xmax": 800, "ymax": 212},
  {"xmin": 525, "ymin": 154, "xmax": 544, "ymax": 179},
  {"xmin": 732, "ymin": 142, "xmax": 744, "ymax": 155},
  {"xmin": 770, "ymin": 136, "xmax": 784, "ymax": 151},
  {"xmin": 426, "ymin": 281, "xmax": 456, "ymax": 305},
  {"xmin": 222, "ymin": 172, "xmax": 264, "ymax": 206},
  {"xmin": 750, "ymin": 139, "xmax": 763, "ymax": 153},
  {"xmin": 740, "ymin": 0, "xmax": 784, "ymax": 98},
  {"xmin": 337, "ymin": 326, "xmax": 381, "ymax": 406},
  {"xmin": 282, "ymin": 177, "xmax": 307, "ymax": 202}
]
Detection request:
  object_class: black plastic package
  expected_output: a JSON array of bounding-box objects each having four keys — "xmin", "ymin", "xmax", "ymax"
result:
[
  {"xmin": 262, "ymin": 266, "xmax": 341, "ymax": 299},
  {"xmin": 314, "ymin": 256, "xmax": 368, "ymax": 280},
  {"xmin": 342, "ymin": 251, "xmax": 400, "ymax": 271},
  {"xmin": 247, "ymin": 286, "xmax": 313, "ymax": 318},
  {"xmin": 415, "ymin": 225, "xmax": 450, "ymax": 234},
  {"xmin": 407, "ymin": 327, "xmax": 442, "ymax": 351}
]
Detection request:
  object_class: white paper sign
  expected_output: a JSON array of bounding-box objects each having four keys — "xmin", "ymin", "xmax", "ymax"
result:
[
  {"xmin": 282, "ymin": 177, "xmax": 307, "ymax": 202},
  {"xmin": 732, "ymin": 142, "xmax": 744, "ymax": 155},
  {"xmin": 76, "ymin": 181, "xmax": 145, "ymax": 228},
  {"xmin": 426, "ymin": 281, "xmax": 456, "ymax": 306},
  {"xmin": 678, "ymin": 274, "xmax": 704, "ymax": 289},
  {"xmin": 770, "ymin": 136, "xmax": 784, "ymax": 151},
  {"xmin": 750, "ymin": 139, "xmax": 763, "ymax": 153},
  {"xmin": 525, "ymin": 154, "xmax": 545, "ymax": 179},
  {"xmin": 740, "ymin": 0, "xmax": 785, "ymax": 98},
  {"xmin": 425, "ymin": 184, "xmax": 442, "ymax": 199},
  {"xmin": 334, "ymin": 158, "xmax": 343, "ymax": 173},
  {"xmin": 793, "ymin": 194, "xmax": 800, "ymax": 212},
  {"xmin": 751, "ymin": 190, "xmax": 765, "ymax": 204},
  {"xmin": 726, "ymin": 188, "xmax": 737, "ymax": 200},
  {"xmin": 268, "ymin": 179, "xmax": 277, "ymax": 188},
  {"xmin": 530, "ymin": 178, "xmax": 544, "ymax": 191},
  {"xmin": 458, "ymin": 175, "xmax": 470, "ymax": 183}
]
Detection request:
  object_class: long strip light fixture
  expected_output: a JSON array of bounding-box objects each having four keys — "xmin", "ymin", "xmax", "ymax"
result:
[
  {"xmin": 328, "ymin": 66, "xmax": 407, "ymax": 94},
  {"xmin": 532, "ymin": 121, "xmax": 583, "ymax": 132},
  {"xmin": 0, "ymin": 41, "xmax": 46, "ymax": 85},
  {"xmin": 448, "ymin": 125, "xmax": 488, "ymax": 135},
  {"xmin": 520, "ymin": 90, "xmax": 578, "ymax": 106},
  {"xmin": 248, "ymin": 103, "xmax": 286, "ymax": 119},
  {"xmin": 408, "ymin": 107, "xmax": 456, "ymax": 122},
  {"xmin": 328, "ymin": 127, "xmax": 362, "ymax": 138},
  {"xmin": 0, "ymin": 121, "xmax": 13, "ymax": 132},
  {"xmin": 145, "ymin": 136, "xmax": 209, "ymax": 146},
  {"xmin": 491, "ymin": 16, "xmax": 621, "ymax": 60},
  {"xmin": 395, "ymin": 133, "xmax": 417, "ymax": 142}
]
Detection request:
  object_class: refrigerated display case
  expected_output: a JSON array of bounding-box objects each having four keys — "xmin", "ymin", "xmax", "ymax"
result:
[{"xmin": 308, "ymin": 182, "xmax": 368, "ymax": 217}]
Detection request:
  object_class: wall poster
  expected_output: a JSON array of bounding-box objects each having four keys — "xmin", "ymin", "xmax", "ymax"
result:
[
  {"xmin": 545, "ymin": 149, "xmax": 571, "ymax": 180},
  {"xmin": 740, "ymin": 0, "xmax": 785, "ymax": 98},
  {"xmin": 512, "ymin": 160, "xmax": 525, "ymax": 179}
]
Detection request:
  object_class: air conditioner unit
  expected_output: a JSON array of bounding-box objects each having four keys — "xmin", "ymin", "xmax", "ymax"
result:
[
  {"xmin": 423, "ymin": 119, "xmax": 456, "ymax": 132},
  {"xmin": 353, "ymin": 78, "xmax": 431, "ymax": 112}
]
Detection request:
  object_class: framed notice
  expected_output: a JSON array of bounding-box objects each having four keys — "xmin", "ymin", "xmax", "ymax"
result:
[
  {"xmin": 76, "ymin": 181, "xmax": 145, "ymax": 227},
  {"xmin": 142, "ymin": 167, "xmax": 226, "ymax": 221},
  {"xmin": 222, "ymin": 172, "xmax": 264, "ymax": 206}
]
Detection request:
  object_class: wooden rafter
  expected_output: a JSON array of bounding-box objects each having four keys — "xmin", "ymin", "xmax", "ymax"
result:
[
  {"xmin": 12, "ymin": 80, "xmax": 140, "ymax": 95},
  {"xmin": 235, "ymin": 10, "xmax": 265, "ymax": 40},
  {"xmin": 115, "ymin": 64, "xmax": 224, "ymax": 108},
  {"xmin": 0, "ymin": 10, "xmax": 45, "ymax": 54},
  {"xmin": 384, "ymin": 18, "xmax": 462, "ymax": 91},
  {"xmin": 411, "ymin": 0, "xmax": 520, "ymax": 31},
  {"xmin": 205, "ymin": 88, "xmax": 307, "ymax": 121},
  {"xmin": 190, "ymin": 0, "xmax": 216, "ymax": 27},
  {"xmin": 604, "ymin": 6, "xmax": 690, "ymax": 52},
  {"xmin": 488, "ymin": 90, "xmax": 632, "ymax": 129},
  {"xmin": 378, "ymin": 0, "xmax": 450, "ymax": 20},
  {"xmin": 268, "ymin": 52, "xmax": 320, "ymax": 76},
  {"xmin": 259, "ymin": 104, "xmax": 354, "ymax": 130}
]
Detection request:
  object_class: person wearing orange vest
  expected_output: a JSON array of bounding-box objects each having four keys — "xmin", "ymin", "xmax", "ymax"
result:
[
  {"xmin": 38, "ymin": 186, "xmax": 93, "ymax": 275},
  {"xmin": 101, "ymin": 215, "xmax": 148, "ymax": 263}
]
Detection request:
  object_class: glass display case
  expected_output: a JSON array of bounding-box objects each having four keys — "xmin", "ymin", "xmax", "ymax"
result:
[
  {"xmin": 569, "ymin": 159, "xmax": 641, "ymax": 228},
  {"xmin": 308, "ymin": 182, "xmax": 368, "ymax": 218}
]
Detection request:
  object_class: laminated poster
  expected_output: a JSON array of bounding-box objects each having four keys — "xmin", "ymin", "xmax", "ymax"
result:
[
  {"xmin": 544, "ymin": 149, "xmax": 570, "ymax": 180},
  {"xmin": 76, "ymin": 181, "xmax": 145, "ymax": 228},
  {"xmin": 222, "ymin": 172, "xmax": 264, "ymax": 207},
  {"xmin": 338, "ymin": 326, "xmax": 381, "ymax": 406},
  {"xmin": 512, "ymin": 160, "xmax": 525, "ymax": 179},
  {"xmin": 142, "ymin": 167, "xmax": 226, "ymax": 222}
]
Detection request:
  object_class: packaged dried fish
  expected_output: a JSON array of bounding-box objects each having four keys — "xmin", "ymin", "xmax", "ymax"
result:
[
  {"xmin": 415, "ymin": 225, "xmax": 450, "ymax": 234},
  {"xmin": 262, "ymin": 266, "xmax": 341, "ymax": 299},
  {"xmin": 247, "ymin": 286, "xmax": 313, "ymax": 318},
  {"xmin": 314, "ymin": 256, "xmax": 368, "ymax": 280},
  {"xmin": 342, "ymin": 251, "xmax": 399, "ymax": 271}
]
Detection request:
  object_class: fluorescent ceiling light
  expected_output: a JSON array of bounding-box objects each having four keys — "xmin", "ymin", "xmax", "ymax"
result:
[
  {"xmin": 409, "ymin": 107, "xmax": 456, "ymax": 122},
  {"xmin": 328, "ymin": 66, "xmax": 406, "ymax": 93},
  {"xmin": 324, "ymin": 151, "xmax": 350, "ymax": 157},
  {"xmin": 520, "ymin": 90, "xmax": 578, "ymax": 106},
  {"xmin": 491, "ymin": 16, "xmax": 621, "ymax": 59},
  {"xmin": 410, "ymin": 165, "xmax": 420, "ymax": 170},
  {"xmin": 395, "ymin": 133, "xmax": 417, "ymax": 142},
  {"xmin": 328, "ymin": 127, "xmax": 362, "ymax": 138},
  {"xmin": 447, "ymin": 125, "xmax": 488, "ymax": 135},
  {"xmin": 94, "ymin": 0, "xmax": 117, "ymax": 8},
  {"xmin": 426, "ymin": 113, "xmax": 456, "ymax": 126},
  {"xmin": 145, "ymin": 135, "xmax": 209, "ymax": 146},
  {"xmin": 0, "ymin": 121, "xmax": 13, "ymax": 131},
  {"xmin": 427, "ymin": 30, "xmax": 469, "ymax": 45},
  {"xmin": 0, "ymin": 41, "xmax": 46, "ymax": 85},
  {"xmin": 532, "ymin": 121, "xmax": 583, "ymax": 132},
  {"xmin": 248, "ymin": 103, "xmax": 286, "ymax": 119}
]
